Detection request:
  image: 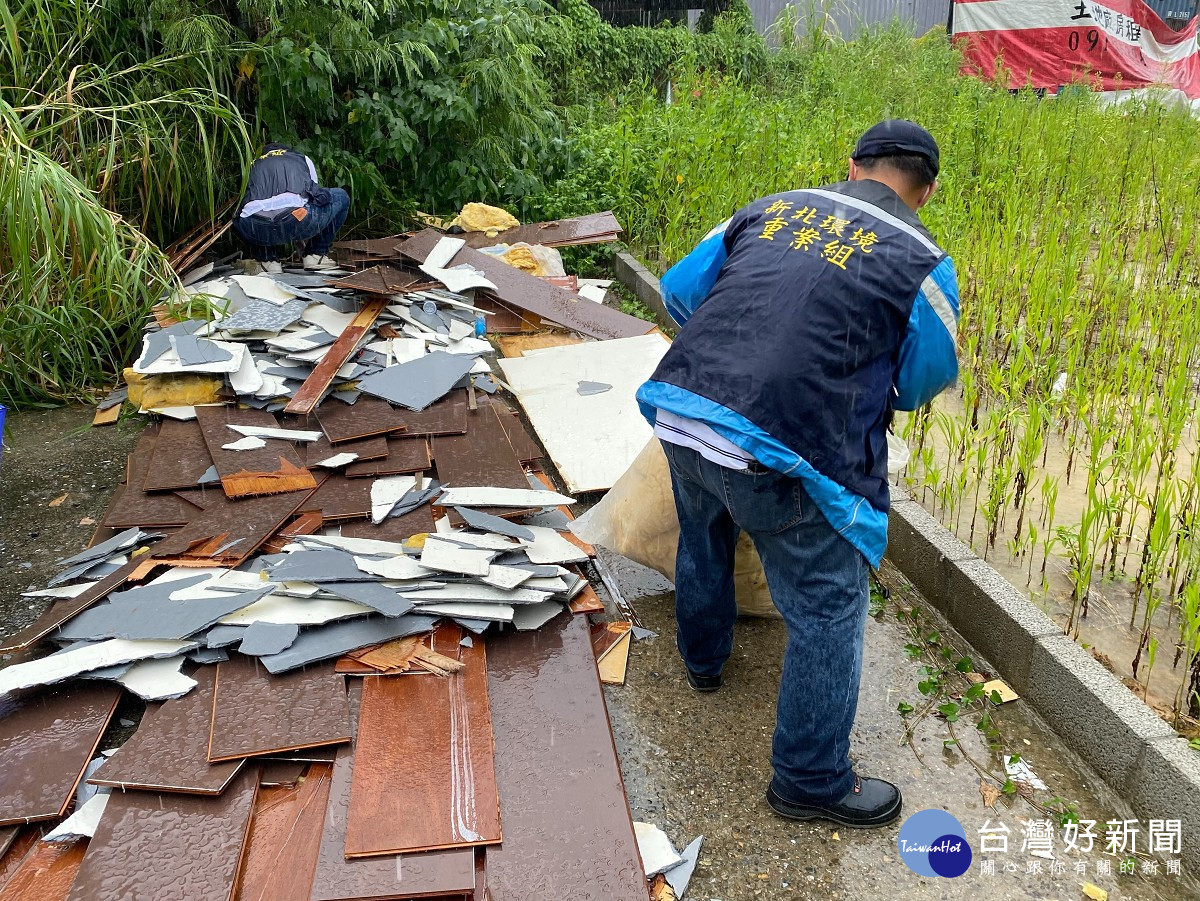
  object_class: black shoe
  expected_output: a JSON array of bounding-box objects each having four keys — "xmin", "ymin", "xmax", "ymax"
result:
[
  {"xmin": 685, "ymin": 668, "xmax": 722, "ymax": 692},
  {"xmin": 765, "ymin": 775, "xmax": 902, "ymax": 828}
]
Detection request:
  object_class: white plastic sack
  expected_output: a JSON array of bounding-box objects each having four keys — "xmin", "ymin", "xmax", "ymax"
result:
[{"xmin": 571, "ymin": 439, "xmax": 780, "ymax": 618}]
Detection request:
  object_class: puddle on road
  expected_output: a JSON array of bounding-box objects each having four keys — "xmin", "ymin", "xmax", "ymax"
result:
[{"xmin": 604, "ymin": 554, "xmax": 1199, "ymax": 900}]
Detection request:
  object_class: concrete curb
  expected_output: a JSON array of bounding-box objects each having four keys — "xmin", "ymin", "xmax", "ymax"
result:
[
  {"xmin": 886, "ymin": 498, "xmax": 1200, "ymax": 871},
  {"xmin": 611, "ymin": 252, "xmax": 673, "ymax": 330}
]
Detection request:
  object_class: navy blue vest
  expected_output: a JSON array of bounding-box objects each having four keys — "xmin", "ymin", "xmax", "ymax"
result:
[
  {"xmin": 239, "ymin": 146, "xmax": 315, "ymax": 213},
  {"xmin": 650, "ymin": 179, "xmax": 946, "ymax": 512}
]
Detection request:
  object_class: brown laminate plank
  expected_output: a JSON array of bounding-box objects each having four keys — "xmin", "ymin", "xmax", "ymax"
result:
[
  {"xmin": 325, "ymin": 266, "xmax": 421, "ymax": 296},
  {"xmin": 233, "ymin": 763, "xmax": 332, "ymax": 901},
  {"xmin": 495, "ymin": 407, "xmax": 542, "ymax": 465},
  {"xmin": 458, "ymin": 211, "xmax": 621, "ymax": 249},
  {"xmin": 338, "ymin": 506, "xmax": 436, "ymax": 542},
  {"xmin": 0, "ymin": 836, "xmax": 88, "ymax": 901},
  {"xmin": 343, "ymin": 438, "xmax": 431, "ymax": 479},
  {"xmin": 66, "ymin": 765, "xmax": 259, "ymax": 901},
  {"xmin": 102, "ymin": 431, "xmax": 197, "ymax": 528},
  {"xmin": 345, "ymin": 640, "xmax": 500, "ymax": 857},
  {"xmin": 209, "ymin": 656, "xmax": 351, "ymax": 763},
  {"xmin": 296, "ymin": 474, "xmax": 372, "ymax": 521},
  {"xmin": 0, "ymin": 684, "xmax": 120, "ymax": 827},
  {"xmin": 143, "ymin": 418, "xmax": 215, "ymax": 492},
  {"xmin": 149, "ymin": 484, "xmax": 318, "ymax": 568},
  {"xmin": 0, "ymin": 830, "xmax": 42, "ymax": 892},
  {"xmin": 316, "ymin": 396, "xmax": 408, "ymax": 444},
  {"xmin": 485, "ymin": 611, "xmax": 647, "ymax": 901},
  {"xmin": 90, "ymin": 667, "xmax": 244, "ymax": 795},
  {"xmin": 309, "ymin": 684, "xmax": 476, "ymax": 901},
  {"xmin": 400, "ymin": 229, "xmax": 654, "ymax": 341},
  {"xmin": 395, "ymin": 392, "xmax": 467, "ymax": 438},
  {"xmin": 304, "ymin": 434, "xmax": 389, "ymax": 467},
  {"xmin": 285, "ymin": 299, "xmax": 388, "ymax": 415},
  {"xmin": 431, "ymin": 403, "xmax": 527, "ymax": 491},
  {"xmin": 195, "ymin": 406, "xmax": 317, "ymax": 499}
]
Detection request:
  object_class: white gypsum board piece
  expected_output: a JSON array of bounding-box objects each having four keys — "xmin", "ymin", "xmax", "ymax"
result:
[
  {"xmin": 232, "ymin": 274, "xmax": 301, "ymax": 303},
  {"xmin": 432, "ymin": 531, "xmax": 524, "ymax": 551},
  {"xmin": 23, "ymin": 581, "xmax": 102, "ymax": 598},
  {"xmin": 225, "ymin": 423, "xmax": 322, "ymax": 442},
  {"xmin": 295, "ymin": 533, "xmax": 409, "ymax": 556},
  {"xmin": 437, "ymin": 487, "xmax": 575, "ymax": 507},
  {"xmin": 521, "ymin": 525, "xmax": 591, "ymax": 565},
  {"xmin": 312, "ymin": 452, "xmax": 359, "ymax": 468},
  {"xmin": 369, "ymin": 474, "xmax": 416, "ymax": 524},
  {"xmin": 422, "ymin": 236, "xmax": 466, "ymax": 269},
  {"xmin": 410, "ymin": 602, "xmax": 514, "ymax": 622},
  {"xmin": 402, "ymin": 584, "xmax": 552, "ymax": 604},
  {"xmin": 44, "ymin": 792, "xmax": 110, "ymax": 842},
  {"xmin": 481, "ymin": 564, "xmax": 533, "ymax": 590},
  {"xmin": 352, "ymin": 554, "xmax": 431, "ymax": 581},
  {"xmin": 301, "ymin": 303, "xmax": 357, "ymax": 336},
  {"xmin": 134, "ymin": 339, "xmax": 246, "ymax": 376},
  {"xmin": 418, "ymin": 536, "xmax": 495, "ymax": 577},
  {"xmin": 497, "ymin": 332, "xmax": 670, "ymax": 494},
  {"xmin": 217, "ymin": 594, "xmax": 373, "ymax": 626},
  {"xmin": 222, "ymin": 436, "xmax": 268, "ymax": 451},
  {"xmin": 112, "ymin": 656, "xmax": 197, "ymax": 700},
  {"xmin": 0, "ymin": 639, "xmax": 198, "ymax": 694},
  {"xmin": 229, "ymin": 345, "xmax": 266, "ymax": 395}
]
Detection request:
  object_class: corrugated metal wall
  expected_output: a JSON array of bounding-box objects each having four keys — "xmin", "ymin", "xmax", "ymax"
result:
[{"xmin": 746, "ymin": 0, "xmax": 950, "ymax": 40}]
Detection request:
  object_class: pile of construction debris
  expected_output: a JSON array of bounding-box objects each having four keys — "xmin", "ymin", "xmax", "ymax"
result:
[{"xmin": 0, "ymin": 211, "xmax": 680, "ymax": 901}]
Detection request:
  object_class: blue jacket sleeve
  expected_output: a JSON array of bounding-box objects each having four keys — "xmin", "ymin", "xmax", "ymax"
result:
[
  {"xmin": 894, "ymin": 255, "xmax": 960, "ymax": 411},
  {"xmin": 660, "ymin": 219, "xmax": 731, "ymax": 326}
]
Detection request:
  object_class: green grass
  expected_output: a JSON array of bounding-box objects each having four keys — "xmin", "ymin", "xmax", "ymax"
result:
[{"xmin": 538, "ymin": 24, "xmax": 1200, "ymax": 723}]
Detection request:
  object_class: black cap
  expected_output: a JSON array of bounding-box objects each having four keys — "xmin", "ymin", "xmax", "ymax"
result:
[{"xmin": 851, "ymin": 120, "xmax": 939, "ymax": 176}]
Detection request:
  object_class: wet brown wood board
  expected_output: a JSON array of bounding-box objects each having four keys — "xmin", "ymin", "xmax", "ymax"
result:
[
  {"xmin": 0, "ymin": 683, "xmax": 120, "ymax": 826},
  {"xmin": 338, "ymin": 506, "xmax": 436, "ymax": 542},
  {"xmin": 344, "ymin": 639, "xmax": 499, "ymax": 858},
  {"xmin": 285, "ymin": 298, "xmax": 389, "ymax": 416},
  {"xmin": 208, "ymin": 655, "xmax": 351, "ymax": 763},
  {"xmin": 150, "ymin": 484, "xmax": 318, "ymax": 568},
  {"xmin": 471, "ymin": 296, "xmax": 538, "ymax": 334},
  {"xmin": 90, "ymin": 667, "xmax": 244, "ymax": 795},
  {"xmin": 458, "ymin": 212, "xmax": 621, "ymax": 249},
  {"xmin": 195, "ymin": 406, "xmax": 317, "ymax": 498},
  {"xmin": 433, "ymin": 401, "xmax": 533, "ymax": 524},
  {"xmin": 143, "ymin": 418, "xmax": 215, "ymax": 491},
  {"xmin": 0, "ymin": 835, "xmax": 88, "ymax": 901},
  {"xmin": 485, "ymin": 612, "xmax": 647, "ymax": 901},
  {"xmin": 66, "ymin": 765, "xmax": 260, "ymax": 901},
  {"xmin": 495, "ymin": 407, "xmax": 542, "ymax": 465},
  {"xmin": 316, "ymin": 396, "xmax": 408, "ymax": 444},
  {"xmin": 297, "ymin": 475, "xmax": 372, "ymax": 521},
  {"xmin": 400, "ymin": 229, "xmax": 654, "ymax": 341},
  {"xmin": 0, "ymin": 830, "xmax": 42, "ymax": 892},
  {"xmin": 304, "ymin": 433, "xmax": 389, "ymax": 467},
  {"xmin": 343, "ymin": 437, "xmax": 431, "ymax": 479},
  {"xmin": 232, "ymin": 762, "xmax": 332, "ymax": 901},
  {"xmin": 395, "ymin": 392, "xmax": 468, "ymax": 438},
  {"xmin": 310, "ymin": 684, "xmax": 476, "ymax": 901},
  {"xmin": 326, "ymin": 265, "xmax": 422, "ymax": 296},
  {"xmin": 102, "ymin": 429, "xmax": 198, "ymax": 528}
]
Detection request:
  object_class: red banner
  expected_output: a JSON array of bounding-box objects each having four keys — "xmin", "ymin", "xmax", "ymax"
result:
[{"xmin": 953, "ymin": 0, "xmax": 1200, "ymax": 98}]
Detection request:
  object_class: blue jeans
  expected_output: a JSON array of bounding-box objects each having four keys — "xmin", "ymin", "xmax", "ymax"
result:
[
  {"xmin": 232, "ymin": 188, "xmax": 350, "ymax": 261},
  {"xmin": 662, "ymin": 441, "xmax": 869, "ymax": 807}
]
